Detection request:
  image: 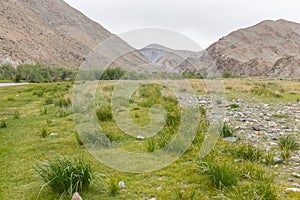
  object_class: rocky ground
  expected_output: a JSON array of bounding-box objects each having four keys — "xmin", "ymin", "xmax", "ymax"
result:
[{"xmin": 197, "ymin": 95, "xmax": 300, "ymax": 192}]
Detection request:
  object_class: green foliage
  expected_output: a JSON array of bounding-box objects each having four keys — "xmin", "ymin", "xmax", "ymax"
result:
[
  {"xmin": 55, "ymin": 97, "xmax": 71, "ymax": 108},
  {"xmin": 96, "ymin": 105, "xmax": 113, "ymax": 121},
  {"xmin": 40, "ymin": 127, "xmax": 49, "ymax": 138},
  {"xmin": 220, "ymin": 122, "xmax": 234, "ymax": 138},
  {"xmin": 101, "ymin": 68, "xmax": 126, "ymax": 80},
  {"xmin": 228, "ymin": 103, "xmax": 239, "ymax": 109},
  {"xmin": 13, "ymin": 111, "xmax": 20, "ymax": 119},
  {"xmin": 0, "ymin": 64, "xmax": 16, "ymax": 80},
  {"xmin": 107, "ymin": 178, "xmax": 120, "ymax": 196},
  {"xmin": 279, "ymin": 135, "xmax": 299, "ymax": 161},
  {"xmin": 252, "ymin": 179, "xmax": 278, "ymax": 200},
  {"xmin": 0, "ymin": 120, "xmax": 7, "ymax": 128},
  {"xmin": 17, "ymin": 64, "xmax": 76, "ymax": 83},
  {"xmin": 7, "ymin": 96, "xmax": 15, "ymax": 101},
  {"xmin": 222, "ymin": 72, "xmax": 240, "ymax": 78},
  {"xmin": 200, "ymin": 160, "xmax": 239, "ymax": 189},
  {"xmin": 251, "ymin": 87, "xmax": 282, "ymax": 98},
  {"xmin": 35, "ymin": 157, "xmax": 93, "ymax": 196},
  {"xmin": 234, "ymin": 143, "xmax": 264, "ymax": 162},
  {"xmin": 146, "ymin": 139, "xmax": 156, "ymax": 152}
]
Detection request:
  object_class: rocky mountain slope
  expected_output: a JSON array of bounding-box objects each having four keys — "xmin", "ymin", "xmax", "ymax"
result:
[
  {"xmin": 182, "ymin": 19, "xmax": 300, "ymax": 77},
  {"xmin": 0, "ymin": 0, "xmax": 147, "ymax": 68},
  {"xmin": 139, "ymin": 44, "xmax": 197, "ymax": 72}
]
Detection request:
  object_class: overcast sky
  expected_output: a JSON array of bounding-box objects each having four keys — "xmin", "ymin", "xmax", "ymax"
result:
[{"xmin": 64, "ymin": 0, "xmax": 300, "ymax": 51}]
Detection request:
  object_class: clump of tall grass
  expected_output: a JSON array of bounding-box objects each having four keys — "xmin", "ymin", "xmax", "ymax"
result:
[
  {"xmin": 96, "ymin": 105, "xmax": 113, "ymax": 121},
  {"xmin": 13, "ymin": 111, "xmax": 20, "ymax": 119},
  {"xmin": 220, "ymin": 122, "xmax": 234, "ymax": 138},
  {"xmin": 200, "ymin": 160, "xmax": 239, "ymax": 189},
  {"xmin": 233, "ymin": 143, "xmax": 264, "ymax": 162},
  {"xmin": 55, "ymin": 97, "xmax": 71, "ymax": 108},
  {"xmin": 35, "ymin": 157, "xmax": 93, "ymax": 197},
  {"xmin": 0, "ymin": 120, "xmax": 7, "ymax": 128},
  {"xmin": 146, "ymin": 138, "xmax": 156, "ymax": 152},
  {"xmin": 279, "ymin": 135, "xmax": 299, "ymax": 161},
  {"xmin": 107, "ymin": 178, "xmax": 120, "ymax": 196},
  {"xmin": 251, "ymin": 87, "xmax": 282, "ymax": 98},
  {"xmin": 40, "ymin": 127, "xmax": 49, "ymax": 138}
]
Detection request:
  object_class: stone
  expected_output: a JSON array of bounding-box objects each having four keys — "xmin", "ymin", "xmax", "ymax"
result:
[
  {"xmin": 118, "ymin": 181, "xmax": 125, "ymax": 188},
  {"xmin": 288, "ymin": 178, "xmax": 294, "ymax": 182},
  {"xmin": 222, "ymin": 137, "xmax": 238, "ymax": 143},
  {"xmin": 136, "ymin": 135, "xmax": 145, "ymax": 140},
  {"xmin": 292, "ymin": 172, "xmax": 300, "ymax": 179},
  {"xmin": 292, "ymin": 183, "xmax": 300, "ymax": 188},
  {"xmin": 286, "ymin": 188, "xmax": 300, "ymax": 193},
  {"xmin": 49, "ymin": 133, "xmax": 58, "ymax": 137},
  {"xmin": 71, "ymin": 192, "xmax": 83, "ymax": 200}
]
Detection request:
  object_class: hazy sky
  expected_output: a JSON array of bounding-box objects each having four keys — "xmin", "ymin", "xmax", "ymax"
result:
[{"xmin": 64, "ymin": 0, "xmax": 300, "ymax": 50}]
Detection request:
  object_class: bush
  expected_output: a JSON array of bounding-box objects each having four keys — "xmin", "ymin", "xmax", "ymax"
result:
[
  {"xmin": 96, "ymin": 105, "xmax": 113, "ymax": 121},
  {"xmin": 35, "ymin": 157, "xmax": 93, "ymax": 196},
  {"xmin": 200, "ymin": 160, "xmax": 239, "ymax": 189}
]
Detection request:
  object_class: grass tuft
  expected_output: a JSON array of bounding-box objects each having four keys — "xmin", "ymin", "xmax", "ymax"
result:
[{"xmin": 35, "ymin": 157, "xmax": 93, "ymax": 197}]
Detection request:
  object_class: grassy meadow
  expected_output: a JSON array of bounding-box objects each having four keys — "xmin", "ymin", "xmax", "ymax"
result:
[{"xmin": 0, "ymin": 78, "xmax": 300, "ymax": 199}]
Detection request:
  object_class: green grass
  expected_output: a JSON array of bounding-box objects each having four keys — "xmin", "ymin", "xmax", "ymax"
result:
[
  {"xmin": 35, "ymin": 157, "xmax": 93, "ymax": 198},
  {"xmin": 0, "ymin": 80, "xmax": 299, "ymax": 199}
]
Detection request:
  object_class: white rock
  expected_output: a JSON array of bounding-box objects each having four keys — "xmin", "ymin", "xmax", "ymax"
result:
[
  {"xmin": 286, "ymin": 188, "xmax": 300, "ymax": 193},
  {"xmin": 118, "ymin": 181, "xmax": 125, "ymax": 188},
  {"xmin": 136, "ymin": 135, "xmax": 145, "ymax": 140}
]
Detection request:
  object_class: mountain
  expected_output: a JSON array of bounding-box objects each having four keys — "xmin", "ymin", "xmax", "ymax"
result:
[
  {"xmin": 139, "ymin": 44, "xmax": 197, "ymax": 72},
  {"xmin": 0, "ymin": 0, "xmax": 147, "ymax": 68},
  {"xmin": 181, "ymin": 19, "xmax": 300, "ymax": 77}
]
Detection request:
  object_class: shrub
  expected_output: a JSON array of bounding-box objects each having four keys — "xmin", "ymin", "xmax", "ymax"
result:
[
  {"xmin": 200, "ymin": 160, "xmax": 239, "ymax": 189},
  {"xmin": 220, "ymin": 122, "xmax": 234, "ymax": 138},
  {"xmin": 96, "ymin": 105, "xmax": 113, "ymax": 121},
  {"xmin": 35, "ymin": 157, "xmax": 93, "ymax": 196},
  {"xmin": 0, "ymin": 120, "xmax": 7, "ymax": 128}
]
